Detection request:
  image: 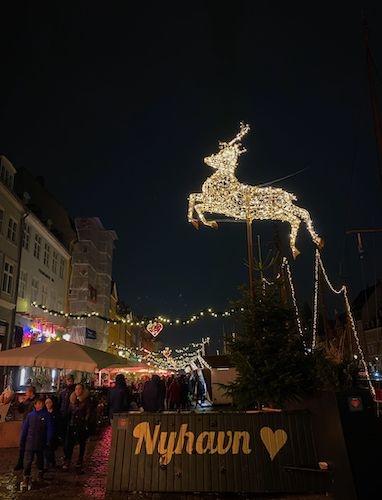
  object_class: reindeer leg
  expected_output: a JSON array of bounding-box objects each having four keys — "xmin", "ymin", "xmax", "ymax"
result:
[
  {"xmin": 288, "ymin": 215, "xmax": 301, "ymax": 259},
  {"xmin": 293, "ymin": 206, "xmax": 323, "ymax": 250},
  {"xmin": 188, "ymin": 193, "xmax": 200, "ymax": 229},
  {"xmin": 195, "ymin": 204, "xmax": 218, "ymax": 228}
]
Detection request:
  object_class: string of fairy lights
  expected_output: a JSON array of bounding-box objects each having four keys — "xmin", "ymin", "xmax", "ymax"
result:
[
  {"xmin": 110, "ymin": 338, "xmax": 211, "ymax": 371},
  {"xmin": 257, "ymin": 253, "xmax": 376, "ymax": 399},
  {"xmin": 30, "ymin": 253, "xmax": 375, "ymax": 395},
  {"xmin": 261, "ymin": 258, "xmax": 305, "ymax": 347},
  {"xmin": 311, "ymin": 250, "xmax": 320, "ymax": 351},
  {"xmin": 311, "ymin": 250, "xmax": 375, "ymax": 398},
  {"xmin": 282, "ymin": 257, "xmax": 306, "ymax": 348},
  {"xmin": 30, "ymin": 301, "xmax": 245, "ymax": 328}
]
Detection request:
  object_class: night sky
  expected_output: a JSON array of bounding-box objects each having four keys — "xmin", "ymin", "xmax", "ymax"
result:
[{"xmin": 1, "ymin": 3, "xmax": 382, "ymax": 350}]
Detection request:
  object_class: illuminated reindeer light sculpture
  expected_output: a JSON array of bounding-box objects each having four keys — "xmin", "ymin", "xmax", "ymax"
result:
[{"xmin": 188, "ymin": 123, "xmax": 323, "ymax": 258}]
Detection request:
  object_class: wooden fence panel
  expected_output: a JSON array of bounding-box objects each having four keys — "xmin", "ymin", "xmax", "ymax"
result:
[{"xmin": 107, "ymin": 411, "xmax": 329, "ymax": 494}]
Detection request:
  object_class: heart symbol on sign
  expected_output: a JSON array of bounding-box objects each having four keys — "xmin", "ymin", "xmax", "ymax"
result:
[
  {"xmin": 260, "ymin": 427, "xmax": 288, "ymax": 461},
  {"xmin": 146, "ymin": 321, "xmax": 163, "ymax": 338},
  {"xmin": 350, "ymin": 398, "xmax": 361, "ymax": 409}
]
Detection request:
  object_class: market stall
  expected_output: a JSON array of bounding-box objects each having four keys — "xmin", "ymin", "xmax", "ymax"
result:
[
  {"xmin": 0, "ymin": 341, "xmax": 126, "ymax": 446},
  {"xmin": 0, "ymin": 340, "xmax": 125, "ymax": 371}
]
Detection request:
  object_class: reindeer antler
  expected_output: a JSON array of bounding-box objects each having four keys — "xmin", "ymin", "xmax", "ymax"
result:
[{"xmin": 227, "ymin": 122, "xmax": 250, "ymax": 146}]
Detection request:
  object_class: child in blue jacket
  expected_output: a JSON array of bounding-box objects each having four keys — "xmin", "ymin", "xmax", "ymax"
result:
[{"xmin": 19, "ymin": 397, "xmax": 53, "ymax": 491}]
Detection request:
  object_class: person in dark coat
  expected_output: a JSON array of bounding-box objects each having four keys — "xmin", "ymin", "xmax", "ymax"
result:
[
  {"xmin": 44, "ymin": 397, "xmax": 59, "ymax": 469},
  {"xmin": 180, "ymin": 375, "xmax": 191, "ymax": 410},
  {"xmin": 19, "ymin": 397, "xmax": 53, "ymax": 491},
  {"xmin": 142, "ymin": 375, "xmax": 161, "ymax": 412},
  {"xmin": 14, "ymin": 386, "xmax": 37, "ymax": 471},
  {"xmin": 63, "ymin": 384, "xmax": 90, "ymax": 471},
  {"xmin": 167, "ymin": 377, "xmax": 182, "ymax": 410},
  {"xmin": 58, "ymin": 375, "xmax": 75, "ymax": 441},
  {"xmin": 107, "ymin": 374, "xmax": 132, "ymax": 419},
  {"xmin": 17, "ymin": 386, "xmax": 37, "ymax": 420},
  {"xmin": 158, "ymin": 377, "xmax": 166, "ymax": 411}
]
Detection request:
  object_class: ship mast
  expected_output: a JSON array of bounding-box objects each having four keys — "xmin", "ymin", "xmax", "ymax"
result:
[{"xmin": 363, "ymin": 16, "xmax": 382, "ymax": 189}]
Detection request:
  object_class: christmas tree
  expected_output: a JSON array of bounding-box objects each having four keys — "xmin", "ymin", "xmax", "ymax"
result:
[{"xmin": 226, "ymin": 283, "xmax": 339, "ymax": 408}]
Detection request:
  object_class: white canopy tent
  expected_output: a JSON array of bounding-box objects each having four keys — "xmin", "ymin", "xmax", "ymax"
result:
[{"xmin": 0, "ymin": 341, "xmax": 126, "ymax": 372}]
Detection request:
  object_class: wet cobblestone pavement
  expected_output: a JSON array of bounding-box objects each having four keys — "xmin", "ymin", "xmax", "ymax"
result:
[{"xmin": 0, "ymin": 427, "xmax": 111, "ymax": 499}]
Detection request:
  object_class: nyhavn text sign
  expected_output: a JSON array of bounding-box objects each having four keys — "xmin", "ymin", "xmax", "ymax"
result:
[{"xmin": 107, "ymin": 411, "xmax": 328, "ymax": 494}]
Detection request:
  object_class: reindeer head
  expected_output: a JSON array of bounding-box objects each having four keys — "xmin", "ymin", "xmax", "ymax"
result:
[{"xmin": 204, "ymin": 122, "xmax": 250, "ymax": 172}]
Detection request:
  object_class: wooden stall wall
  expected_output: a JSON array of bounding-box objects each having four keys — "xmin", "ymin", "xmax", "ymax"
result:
[{"xmin": 107, "ymin": 411, "xmax": 330, "ymax": 495}]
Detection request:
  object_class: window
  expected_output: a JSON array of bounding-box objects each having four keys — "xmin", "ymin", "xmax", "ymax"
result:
[
  {"xmin": 7, "ymin": 218, "xmax": 17, "ymax": 243},
  {"xmin": 31, "ymin": 278, "xmax": 39, "ymax": 302},
  {"xmin": 50, "ymin": 289, "xmax": 56, "ymax": 309},
  {"xmin": 0, "ymin": 164, "xmax": 14, "ymax": 189},
  {"xmin": 52, "ymin": 251, "xmax": 58, "ymax": 274},
  {"xmin": 2, "ymin": 260, "xmax": 14, "ymax": 294},
  {"xmin": 41, "ymin": 284, "xmax": 48, "ymax": 305},
  {"xmin": 34, "ymin": 234, "xmax": 41, "ymax": 259},
  {"xmin": 43, "ymin": 243, "xmax": 51, "ymax": 267},
  {"xmin": 0, "ymin": 321, "xmax": 8, "ymax": 351},
  {"xmin": 0, "ymin": 208, "xmax": 4, "ymax": 234},
  {"xmin": 19, "ymin": 270, "xmax": 28, "ymax": 299},
  {"xmin": 22, "ymin": 224, "xmax": 31, "ymax": 250},
  {"xmin": 59, "ymin": 257, "xmax": 65, "ymax": 279},
  {"xmin": 88, "ymin": 285, "xmax": 97, "ymax": 302}
]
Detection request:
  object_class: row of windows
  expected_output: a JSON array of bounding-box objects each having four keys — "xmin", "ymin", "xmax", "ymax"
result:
[
  {"xmin": 0, "ymin": 164, "xmax": 14, "ymax": 189},
  {"xmin": 23, "ymin": 224, "xmax": 65, "ymax": 278},
  {"xmin": 1, "ymin": 211, "xmax": 65, "ymax": 280},
  {"xmin": 1, "ymin": 260, "xmax": 64, "ymax": 308},
  {"xmin": 0, "ymin": 208, "xmax": 18, "ymax": 244},
  {"xmin": 18, "ymin": 270, "xmax": 63, "ymax": 310}
]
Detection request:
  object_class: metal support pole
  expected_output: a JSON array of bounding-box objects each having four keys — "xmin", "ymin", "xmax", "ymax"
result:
[
  {"xmin": 246, "ymin": 219, "xmax": 254, "ymax": 299},
  {"xmin": 257, "ymin": 234, "xmax": 264, "ymax": 282}
]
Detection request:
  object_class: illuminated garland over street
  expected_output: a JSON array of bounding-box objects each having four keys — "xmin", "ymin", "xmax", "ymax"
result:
[
  {"xmin": 30, "ymin": 301, "xmax": 245, "ymax": 327},
  {"xmin": 110, "ymin": 338, "xmax": 211, "ymax": 371},
  {"xmin": 30, "ymin": 255, "xmax": 304, "ymax": 339}
]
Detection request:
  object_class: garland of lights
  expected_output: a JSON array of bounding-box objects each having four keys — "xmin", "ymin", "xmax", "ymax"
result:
[
  {"xmin": 30, "ymin": 301, "xmax": 245, "ymax": 327},
  {"xmin": 188, "ymin": 122, "xmax": 323, "ymax": 258},
  {"xmin": 311, "ymin": 251, "xmax": 320, "ymax": 350},
  {"xmin": 311, "ymin": 250, "xmax": 375, "ymax": 398},
  {"xmin": 262, "ymin": 259, "xmax": 306, "ymax": 348},
  {"xmin": 110, "ymin": 339, "xmax": 211, "ymax": 371},
  {"xmin": 282, "ymin": 257, "xmax": 306, "ymax": 348}
]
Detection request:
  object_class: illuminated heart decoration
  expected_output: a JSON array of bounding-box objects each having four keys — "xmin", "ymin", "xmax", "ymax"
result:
[{"xmin": 146, "ymin": 321, "xmax": 163, "ymax": 337}]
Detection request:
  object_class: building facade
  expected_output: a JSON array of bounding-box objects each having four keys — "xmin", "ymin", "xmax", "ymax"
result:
[
  {"xmin": 0, "ymin": 156, "xmax": 24, "ymax": 351},
  {"xmin": 107, "ymin": 282, "xmax": 133, "ymax": 353},
  {"xmin": 68, "ymin": 218, "xmax": 117, "ymax": 351},
  {"xmin": 14, "ymin": 167, "xmax": 76, "ymax": 251},
  {"xmin": 15, "ymin": 212, "xmax": 71, "ymax": 347}
]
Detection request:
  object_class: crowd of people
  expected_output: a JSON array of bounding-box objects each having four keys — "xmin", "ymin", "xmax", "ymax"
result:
[
  {"xmin": 14, "ymin": 375, "xmax": 93, "ymax": 491},
  {"xmin": 12, "ymin": 371, "xmax": 208, "ymax": 491},
  {"xmin": 108, "ymin": 372, "xmax": 207, "ymax": 416}
]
